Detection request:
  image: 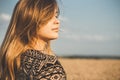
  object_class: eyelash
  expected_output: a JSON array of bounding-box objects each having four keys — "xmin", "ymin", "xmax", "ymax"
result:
[
  {"xmin": 56, "ymin": 15, "xmax": 58, "ymax": 18},
  {"xmin": 55, "ymin": 14, "xmax": 59, "ymax": 18}
]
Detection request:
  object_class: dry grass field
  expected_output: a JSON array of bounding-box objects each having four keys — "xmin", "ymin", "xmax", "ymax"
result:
[{"xmin": 59, "ymin": 58, "xmax": 120, "ymax": 80}]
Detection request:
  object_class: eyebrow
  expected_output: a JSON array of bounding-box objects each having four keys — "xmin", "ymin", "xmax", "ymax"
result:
[
  {"xmin": 56, "ymin": 10, "xmax": 60, "ymax": 16},
  {"xmin": 55, "ymin": 8, "xmax": 60, "ymax": 13}
]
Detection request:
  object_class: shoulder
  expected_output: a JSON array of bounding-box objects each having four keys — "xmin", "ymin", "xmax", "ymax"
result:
[
  {"xmin": 20, "ymin": 49, "xmax": 47, "ymax": 75},
  {"xmin": 21, "ymin": 49, "xmax": 46, "ymax": 60},
  {"xmin": 21, "ymin": 49, "xmax": 57, "ymax": 64},
  {"xmin": 17, "ymin": 49, "xmax": 66, "ymax": 79},
  {"xmin": 20, "ymin": 49, "xmax": 57, "ymax": 74}
]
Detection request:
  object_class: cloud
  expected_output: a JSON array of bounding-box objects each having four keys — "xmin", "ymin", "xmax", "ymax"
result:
[
  {"xmin": 59, "ymin": 15, "xmax": 68, "ymax": 22},
  {"xmin": 0, "ymin": 13, "xmax": 11, "ymax": 21},
  {"xmin": 81, "ymin": 34, "xmax": 106, "ymax": 41},
  {"xmin": 63, "ymin": 34, "xmax": 80, "ymax": 41},
  {"xmin": 0, "ymin": 13, "xmax": 11, "ymax": 31},
  {"xmin": 63, "ymin": 34, "xmax": 107, "ymax": 41},
  {"xmin": 60, "ymin": 28, "xmax": 120, "ymax": 42}
]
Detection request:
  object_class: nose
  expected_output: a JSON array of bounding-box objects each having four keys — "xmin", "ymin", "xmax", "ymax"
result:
[{"xmin": 54, "ymin": 18, "xmax": 60, "ymax": 24}]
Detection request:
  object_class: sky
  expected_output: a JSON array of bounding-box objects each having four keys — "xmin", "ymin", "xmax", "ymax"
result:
[{"xmin": 0, "ymin": 0, "xmax": 120, "ymax": 57}]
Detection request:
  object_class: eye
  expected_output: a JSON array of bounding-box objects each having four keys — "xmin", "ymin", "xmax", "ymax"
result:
[
  {"xmin": 55, "ymin": 11, "xmax": 59, "ymax": 18},
  {"xmin": 55, "ymin": 15, "xmax": 59, "ymax": 18}
]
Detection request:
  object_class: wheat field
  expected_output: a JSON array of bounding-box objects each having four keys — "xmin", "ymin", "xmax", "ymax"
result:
[{"xmin": 59, "ymin": 58, "xmax": 120, "ymax": 80}]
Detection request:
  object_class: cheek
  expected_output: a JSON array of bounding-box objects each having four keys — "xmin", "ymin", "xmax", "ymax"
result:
[{"xmin": 38, "ymin": 26, "xmax": 58, "ymax": 40}]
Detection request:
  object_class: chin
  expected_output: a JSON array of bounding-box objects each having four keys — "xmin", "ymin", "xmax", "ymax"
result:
[
  {"xmin": 51, "ymin": 36, "xmax": 58, "ymax": 40},
  {"xmin": 50, "ymin": 35, "xmax": 59, "ymax": 40}
]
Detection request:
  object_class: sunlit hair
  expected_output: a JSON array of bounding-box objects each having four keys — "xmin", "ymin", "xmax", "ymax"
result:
[{"xmin": 0, "ymin": 0, "xmax": 59, "ymax": 80}]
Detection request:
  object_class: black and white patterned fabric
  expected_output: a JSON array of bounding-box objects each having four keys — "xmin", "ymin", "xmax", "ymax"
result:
[{"xmin": 15, "ymin": 49, "xmax": 66, "ymax": 80}]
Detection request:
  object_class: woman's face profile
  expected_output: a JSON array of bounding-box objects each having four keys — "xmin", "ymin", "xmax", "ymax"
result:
[{"xmin": 37, "ymin": 9, "xmax": 60, "ymax": 41}]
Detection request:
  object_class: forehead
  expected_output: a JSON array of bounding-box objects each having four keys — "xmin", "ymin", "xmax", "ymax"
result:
[{"xmin": 55, "ymin": 7, "xmax": 59, "ymax": 14}]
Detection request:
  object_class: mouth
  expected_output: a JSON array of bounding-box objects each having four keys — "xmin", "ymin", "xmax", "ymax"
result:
[{"xmin": 52, "ymin": 28, "xmax": 59, "ymax": 32}]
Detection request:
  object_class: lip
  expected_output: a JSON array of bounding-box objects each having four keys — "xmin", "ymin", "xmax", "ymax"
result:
[{"xmin": 52, "ymin": 28, "xmax": 59, "ymax": 32}]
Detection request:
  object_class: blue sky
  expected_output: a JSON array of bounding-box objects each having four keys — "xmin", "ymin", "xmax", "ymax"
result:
[{"xmin": 0, "ymin": 0, "xmax": 120, "ymax": 57}]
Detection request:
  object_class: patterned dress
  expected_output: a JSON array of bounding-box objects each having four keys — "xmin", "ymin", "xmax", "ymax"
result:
[{"xmin": 15, "ymin": 49, "xmax": 66, "ymax": 80}]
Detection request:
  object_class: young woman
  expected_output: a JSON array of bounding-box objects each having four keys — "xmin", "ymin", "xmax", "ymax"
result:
[{"xmin": 0, "ymin": 0, "xmax": 66, "ymax": 80}]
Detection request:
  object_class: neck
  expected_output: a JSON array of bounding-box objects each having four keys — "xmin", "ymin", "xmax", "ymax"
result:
[
  {"xmin": 28, "ymin": 38, "xmax": 53, "ymax": 55},
  {"xmin": 34, "ymin": 39, "xmax": 48, "ymax": 51}
]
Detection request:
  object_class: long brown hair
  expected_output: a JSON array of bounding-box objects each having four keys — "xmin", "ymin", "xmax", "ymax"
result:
[{"xmin": 0, "ymin": 0, "xmax": 59, "ymax": 80}]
